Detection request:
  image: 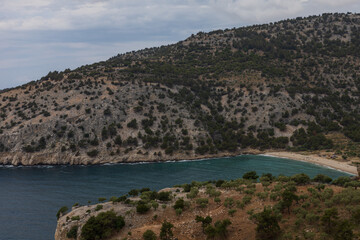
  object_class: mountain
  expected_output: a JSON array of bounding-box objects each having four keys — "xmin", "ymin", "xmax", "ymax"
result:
[{"xmin": 1, "ymin": 13, "xmax": 360, "ymax": 165}]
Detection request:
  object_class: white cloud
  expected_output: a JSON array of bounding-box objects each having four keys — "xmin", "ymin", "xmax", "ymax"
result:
[{"xmin": 1, "ymin": 0, "xmax": 360, "ymax": 89}]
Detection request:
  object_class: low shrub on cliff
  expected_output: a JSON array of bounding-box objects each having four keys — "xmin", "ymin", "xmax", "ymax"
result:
[
  {"xmin": 56, "ymin": 206, "xmax": 68, "ymax": 219},
  {"xmin": 81, "ymin": 210, "xmax": 125, "ymax": 240},
  {"xmin": 66, "ymin": 225, "xmax": 78, "ymax": 239},
  {"xmin": 143, "ymin": 229, "xmax": 157, "ymax": 240}
]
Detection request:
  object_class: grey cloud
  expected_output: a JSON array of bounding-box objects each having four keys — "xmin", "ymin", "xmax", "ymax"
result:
[{"xmin": 1, "ymin": 0, "xmax": 360, "ymax": 89}]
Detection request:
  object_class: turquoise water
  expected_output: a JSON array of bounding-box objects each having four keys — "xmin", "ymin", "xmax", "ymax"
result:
[{"xmin": 0, "ymin": 155, "xmax": 353, "ymax": 240}]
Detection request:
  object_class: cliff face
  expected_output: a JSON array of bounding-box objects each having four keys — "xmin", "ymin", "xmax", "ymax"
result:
[{"xmin": 2, "ymin": 13, "xmax": 360, "ymax": 165}]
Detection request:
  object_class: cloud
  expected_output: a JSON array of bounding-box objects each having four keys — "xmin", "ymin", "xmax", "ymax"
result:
[
  {"xmin": 1, "ymin": 0, "xmax": 359, "ymax": 32},
  {"xmin": 1, "ymin": 0, "xmax": 360, "ymax": 89}
]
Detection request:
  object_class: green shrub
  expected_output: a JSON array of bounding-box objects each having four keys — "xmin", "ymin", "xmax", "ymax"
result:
[
  {"xmin": 127, "ymin": 119, "xmax": 138, "ymax": 129},
  {"xmin": 204, "ymin": 219, "xmax": 232, "ymax": 239},
  {"xmin": 157, "ymin": 191, "xmax": 171, "ymax": 201},
  {"xmin": 175, "ymin": 208, "xmax": 182, "ymax": 216},
  {"xmin": 228, "ymin": 209, "xmax": 237, "ymax": 217},
  {"xmin": 71, "ymin": 216, "xmax": 80, "ymax": 221},
  {"xmin": 128, "ymin": 189, "xmax": 139, "ymax": 196},
  {"xmin": 291, "ymin": 173, "xmax": 310, "ymax": 185},
  {"xmin": 95, "ymin": 205, "xmax": 103, "ymax": 211},
  {"xmin": 143, "ymin": 230, "xmax": 157, "ymax": 240},
  {"xmin": 195, "ymin": 215, "xmax": 213, "ymax": 232},
  {"xmin": 137, "ymin": 203, "xmax": 150, "ymax": 214},
  {"xmin": 87, "ymin": 150, "xmax": 99, "ymax": 157},
  {"xmin": 173, "ymin": 199, "xmax": 185, "ymax": 210},
  {"xmin": 56, "ymin": 206, "xmax": 68, "ymax": 219},
  {"xmin": 160, "ymin": 221, "xmax": 173, "ymax": 240},
  {"xmin": 253, "ymin": 207, "xmax": 281, "ymax": 240},
  {"xmin": 224, "ymin": 197, "xmax": 234, "ymax": 208},
  {"xmin": 81, "ymin": 210, "xmax": 125, "ymax": 240},
  {"xmin": 196, "ymin": 198, "xmax": 209, "ymax": 208},
  {"xmin": 66, "ymin": 225, "xmax": 78, "ymax": 239},
  {"xmin": 243, "ymin": 171, "xmax": 259, "ymax": 180},
  {"xmin": 313, "ymin": 174, "xmax": 332, "ymax": 183}
]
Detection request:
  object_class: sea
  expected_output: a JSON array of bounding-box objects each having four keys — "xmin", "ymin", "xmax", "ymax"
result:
[{"xmin": 0, "ymin": 155, "xmax": 353, "ymax": 240}]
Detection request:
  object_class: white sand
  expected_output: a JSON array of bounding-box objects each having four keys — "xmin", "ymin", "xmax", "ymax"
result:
[{"xmin": 264, "ymin": 151, "xmax": 358, "ymax": 175}]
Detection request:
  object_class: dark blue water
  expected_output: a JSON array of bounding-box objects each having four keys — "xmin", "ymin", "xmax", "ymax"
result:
[{"xmin": 0, "ymin": 155, "xmax": 353, "ymax": 240}]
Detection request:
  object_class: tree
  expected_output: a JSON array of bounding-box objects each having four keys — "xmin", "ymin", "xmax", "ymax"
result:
[
  {"xmin": 280, "ymin": 190, "xmax": 298, "ymax": 213},
  {"xmin": 143, "ymin": 230, "xmax": 157, "ymax": 240},
  {"xmin": 313, "ymin": 174, "xmax": 332, "ymax": 183},
  {"xmin": 291, "ymin": 173, "xmax": 310, "ymax": 185},
  {"xmin": 127, "ymin": 119, "xmax": 138, "ymax": 129},
  {"xmin": 137, "ymin": 203, "xmax": 150, "ymax": 214},
  {"xmin": 173, "ymin": 199, "xmax": 185, "ymax": 210},
  {"xmin": 81, "ymin": 210, "xmax": 125, "ymax": 240},
  {"xmin": 56, "ymin": 206, "xmax": 68, "ymax": 219},
  {"xmin": 243, "ymin": 171, "xmax": 259, "ymax": 180},
  {"xmin": 334, "ymin": 220, "xmax": 353, "ymax": 240},
  {"xmin": 160, "ymin": 221, "xmax": 174, "ymax": 240},
  {"xmin": 321, "ymin": 208, "xmax": 338, "ymax": 233},
  {"xmin": 66, "ymin": 226, "xmax": 78, "ymax": 239},
  {"xmin": 195, "ymin": 215, "xmax": 212, "ymax": 232},
  {"xmin": 253, "ymin": 207, "xmax": 281, "ymax": 240},
  {"xmin": 204, "ymin": 219, "xmax": 232, "ymax": 239},
  {"xmin": 128, "ymin": 189, "xmax": 139, "ymax": 196}
]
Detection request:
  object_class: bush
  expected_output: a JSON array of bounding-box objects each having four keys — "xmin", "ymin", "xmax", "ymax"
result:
[
  {"xmin": 95, "ymin": 205, "xmax": 103, "ymax": 211},
  {"xmin": 243, "ymin": 171, "xmax": 259, "ymax": 180},
  {"xmin": 128, "ymin": 189, "xmax": 139, "ymax": 196},
  {"xmin": 157, "ymin": 191, "xmax": 171, "ymax": 201},
  {"xmin": 291, "ymin": 173, "xmax": 310, "ymax": 185},
  {"xmin": 160, "ymin": 221, "xmax": 174, "ymax": 240},
  {"xmin": 332, "ymin": 176, "xmax": 351, "ymax": 186},
  {"xmin": 137, "ymin": 203, "xmax": 150, "ymax": 214},
  {"xmin": 87, "ymin": 150, "xmax": 99, "ymax": 157},
  {"xmin": 81, "ymin": 210, "xmax": 125, "ymax": 240},
  {"xmin": 143, "ymin": 230, "xmax": 157, "ymax": 240},
  {"xmin": 253, "ymin": 207, "xmax": 281, "ymax": 240},
  {"xmin": 173, "ymin": 199, "xmax": 185, "ymax": 210},
  {"xmin": 196, "ymin": 198, "xmax": 209, "ymax": 208},
  {"xmin": 127, "ymin": 119, "xmax": 138, "ymax": 129},
  {"xmin": 56, "ymin": 206, "xmax": 68, "ymax": 219},
  {"xmin": 66, "ymin": 225, "xmax": 78, "ymax": 239},
  {"xmin": 71, "ymin": 216, "xmax": 80, "ymax": 221},
  {"xmin": 334, "ymin": 220, "xmax": 353, "ymax": 240},
  {"xmin": 204, "ymin": 219, "xmax": 232, "ymax": 239},
  {"xmin": 313, "ymin": 174, "xmax": 332, "ymax": 183},
  {"xmin": 196, "ymin": 215, "xmax": 212, "ymax": 232}
]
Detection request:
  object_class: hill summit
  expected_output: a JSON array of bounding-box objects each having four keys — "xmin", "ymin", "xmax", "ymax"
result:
[{"xmin": 1, "ymin": 13, "xmax": 360, "ymax": 165}]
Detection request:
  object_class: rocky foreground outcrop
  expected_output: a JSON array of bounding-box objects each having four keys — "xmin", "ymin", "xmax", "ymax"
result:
[{"xmin": 55, "ymin": 176, "xmax": 360, "ymax": 240}]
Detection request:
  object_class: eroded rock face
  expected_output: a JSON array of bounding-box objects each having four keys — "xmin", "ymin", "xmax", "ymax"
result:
[{"xmin": 0, "ymin": 150, "xmax": 252, "ymax": 166}]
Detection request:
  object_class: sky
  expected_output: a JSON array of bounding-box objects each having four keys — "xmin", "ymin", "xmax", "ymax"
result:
[{"xmin": 1, "ymin": 0, "xmax": 360, "ymax": 90}]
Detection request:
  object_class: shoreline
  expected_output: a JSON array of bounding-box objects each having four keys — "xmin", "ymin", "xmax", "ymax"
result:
[
  {"xmin": 1, "ymin": 150, "xmax": 358, "ymax": 176},
  {"xmin": 264, "ymin": 151, "xmax": 358, "ymax": 176}
]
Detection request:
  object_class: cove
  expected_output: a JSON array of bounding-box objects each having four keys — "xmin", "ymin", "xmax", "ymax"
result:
[{"xmin": 0, "ymin": 155, "xmax": 353, "ymax": 240}]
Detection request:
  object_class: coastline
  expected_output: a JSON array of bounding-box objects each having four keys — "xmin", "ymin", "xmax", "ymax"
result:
[
  {"xmin": 0, "ymin": 150, "xmax": 358, "ymax": 176},
  {"xmin": 264, "ymin": 151, "xmax": 358, "ymax": 176}
]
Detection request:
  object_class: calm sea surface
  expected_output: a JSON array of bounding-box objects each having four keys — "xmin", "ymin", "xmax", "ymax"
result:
[{"xmin": 0, "ymin": 155, "xmax": 353, "ymax": 240}]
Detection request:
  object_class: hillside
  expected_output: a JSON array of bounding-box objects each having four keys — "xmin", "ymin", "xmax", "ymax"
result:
[
  {"xmin": 2, "ymin": 13, "xmax": 360, "ymax": 165},
  {"xmin": 55, "ymin": 173, "xmax": 360, "ymax": 240}
]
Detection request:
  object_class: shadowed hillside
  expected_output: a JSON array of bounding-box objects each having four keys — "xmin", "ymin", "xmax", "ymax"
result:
[{"xmin": 1, "ymin": 13, "xmax": 360, "ymax": 165}]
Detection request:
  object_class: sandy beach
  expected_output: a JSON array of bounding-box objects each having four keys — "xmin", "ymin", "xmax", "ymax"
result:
[{"xmin": 264, "ymin": 151, "xmax": 358, "ymax": 176}]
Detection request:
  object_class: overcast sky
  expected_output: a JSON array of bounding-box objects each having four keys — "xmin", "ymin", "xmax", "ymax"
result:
[{"xmin": 1, "ymin": 0, "xmax": 360, "ymax": 90}]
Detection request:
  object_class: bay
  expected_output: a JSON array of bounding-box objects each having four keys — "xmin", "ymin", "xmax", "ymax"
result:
[{"xmin": 0, "ymin": 155, "xmax": 353, "ymax": 240}]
